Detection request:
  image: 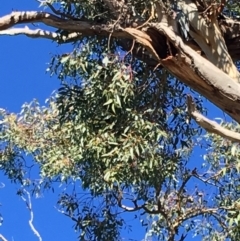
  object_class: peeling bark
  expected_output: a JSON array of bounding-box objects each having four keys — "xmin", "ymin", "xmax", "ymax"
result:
[
  {"xmin": 147, "ymin": 24, "xmax": 240, "ymax": 123},
  {"xmin": 1, "ymin": 2, "xmax": 240, "ymax": 125},
  {"xmin": 179, "ymin": 0, "xmax": 240, "ymax": 82}
]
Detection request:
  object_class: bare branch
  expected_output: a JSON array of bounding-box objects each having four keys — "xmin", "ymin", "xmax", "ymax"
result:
[
  {"xmin": 2, "ymin": 10, "xmax": 240, "ymax": 124},
  {"xmin": 0, "ymin": 26, "xmax": 81, "ymax": 42},
  {"xmin": 192, "ymin": 171, "xmax": 221, "ymax": 187},
  {"xmin": 187, "ymin": 95, "xmax": 240, "ymax": 143},
  {"xmin": 0, "ymin": 234, "xmax": 8, "ymax": 241},
  {"xmin": 118, "ymin": 203, "xmax": 143, "ymax": 212},
  {"xmin": 0, "ymin": 26, "xmax": 59, "ymax": 39},
  {"xmin": 55, "ymin": 206, "xmax": 79, "ymax": 222},
  {"xmin": 21, "ymin": 190, "xmax": 42, "ymax": 241},
  {"xmin": 0, "ymin": 11, "xmax": 161, "ymax": 61},
  {"xmin": 112, "ymin": 190, "xmax": 145, "ymax": 212},
  {"xmin": 0, "ymin": 11, "xmax": 112, "ymax": 34}
]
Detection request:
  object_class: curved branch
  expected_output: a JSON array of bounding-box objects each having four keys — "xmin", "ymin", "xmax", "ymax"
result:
[
  {"xmin": 187, "ymin": 95, "xmax": 240, "ymax": 143},
  {"xmin": 21, "ymin": 190, "xmax": 42, "ymax": 241},
  {"xmin": 151, "ymin": 23, "xmax": 240, "ymax": 123},
  {"xmin": 2, "ymin": 11, "xmax": 240, "ymax": 123},
  {"xmin": 0, "ymin": 11, "xmax": 111, "ymax": 34}
]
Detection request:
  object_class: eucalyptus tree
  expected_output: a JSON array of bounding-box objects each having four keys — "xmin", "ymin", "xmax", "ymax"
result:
[{"xmin": 1, "ymin": 0, "xmax": 240, "ymax": 240}]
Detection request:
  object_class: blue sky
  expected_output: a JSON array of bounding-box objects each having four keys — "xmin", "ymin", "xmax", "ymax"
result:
[
  {"xmin": 0, "ymin": 1, "xmax": 229, "ymax": 241},
  {"xmin": 0, "ymin": 1, "xmax": 145, "ymax": 240},
  {"xmin": 0, "ymin": 1, "xmax": 79, "ymax": 240}
]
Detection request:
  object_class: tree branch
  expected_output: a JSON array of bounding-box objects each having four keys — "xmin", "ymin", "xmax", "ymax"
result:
[
  {"xmin": 21, "ymin": 189, "xmax": 42, "ymax": 241},
  {"xmin": 2, "ymin": 10, "xmax": 240, "ymax": 123},
  {"xmin": 179, "ymin": 0, "xmax": 240, "ymax": 82},
  {"xmin": 187, "ymin": 95, "xmax": 240, "ymax": 143},
  {"xmin": 0, "ymin": 234, "xmax": 8, "ymax": 241},
  {"xmin": 0, "ymin": 26, "xmax": 82, "ymax": 42},
  {"xmin": 152, "ymin": 23, "xmax": 240, "ymax": 123}
]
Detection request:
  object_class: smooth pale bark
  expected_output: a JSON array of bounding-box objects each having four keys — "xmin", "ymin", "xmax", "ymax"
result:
[
  {"xmin": 1, "ymin": 2, "xmax": 240, "ymax": 126},
  {"xmin": 148, "ymin": 24, "xmax": 240, "ymax": 123},
  {"xmin": 187, "ymin": 96, "xmax": 240, "ymax": 143},
  {"xmin": 179, "ymin": 0, "xmax": 240, "ymax": 82}
]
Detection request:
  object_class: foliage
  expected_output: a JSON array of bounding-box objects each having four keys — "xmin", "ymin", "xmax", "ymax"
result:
[{"xmin": 1, "ymin": 0, "xmax": 240, "ymax": 241}]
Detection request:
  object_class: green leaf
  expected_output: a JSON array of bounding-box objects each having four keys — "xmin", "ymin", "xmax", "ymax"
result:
[
  {"xmin": 111, "ymin": 103, "xmax": 116, "ymax": 114},
  {"xmin": 104, "ymin": 171, "xmax": 111, "ymax": 182},
  {"xmin": 103, "ymin": 99, "xmax": 113, "ymax": 106},
  {"xmin": 116, "ymin": 95, "xmax": 122, "ymax": 108},
  {"xmin": 60, "ymin": 55, "xmax": 70, "ymax": 63}
]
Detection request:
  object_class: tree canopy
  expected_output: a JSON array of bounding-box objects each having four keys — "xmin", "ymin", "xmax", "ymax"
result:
[{"xmin": 1, "ymin": 0, "xmax": 240, "ymax": 240}]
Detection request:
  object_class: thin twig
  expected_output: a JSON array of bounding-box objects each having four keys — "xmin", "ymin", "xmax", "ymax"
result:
[
  {"xmin": 46, "ymin": 2, "xmax": 79, "ymax": 20},
  {"xmin": 21, "ymin": 190, "xmax": 42, "ymax": 241}
]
